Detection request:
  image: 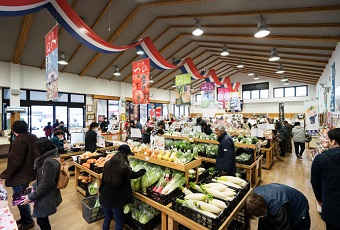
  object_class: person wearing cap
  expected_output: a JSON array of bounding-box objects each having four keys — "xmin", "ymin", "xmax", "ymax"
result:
[
  {"xmin": 214, "ymin": 125, "xmax": 236, "ymax": 176},
  {"xmin": 99, "ymin": 145, "xmax": 146, "ymax": 230},
  {"xmin": 85, "ymin": 122, "xmax": 99, "ymax": 152}
]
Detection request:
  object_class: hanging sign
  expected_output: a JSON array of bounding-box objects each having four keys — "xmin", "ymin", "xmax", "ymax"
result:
[
  {"xmin": 330, "ymin": 62, "xmax": 336, "ymax": 112},
  {"xmin": 132, "ymin": 58, "xmax": 150, "ymax": 104},
  {"xmin": 45, "ymin": 24, "xmax": 59, "ymax": 101},
  {"xmin": 305, "ymin": 101, "xmax": 319, "ymax": 130},
  {"xmin": 217, "ymin": 88, "xmax": 230, "ymax": 109},
  {"xmin": 279, "ymin": 102, "xmax": 285, "ymax": 121},
  {"xmin": 176, "ymin": 85, "xmax": 191, "ymax": 106},
  {"xmin": 176, "ymin": 73, "xmax": 191, "ymax": 86},
  {"xmin": 201, "ymin": 82, "xmax": 215, "ymax": 108}
]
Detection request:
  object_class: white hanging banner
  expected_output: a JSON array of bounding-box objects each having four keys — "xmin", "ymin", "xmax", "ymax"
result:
[{"xmin": 304, "ymin": 101, "xmax": 319, "ymax": 130}]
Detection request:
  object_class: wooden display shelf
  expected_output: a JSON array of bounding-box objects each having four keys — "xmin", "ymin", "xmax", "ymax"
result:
[
  {"xmin": 72, "ymin": 162, "xmax": 102, "ymax": 196},
  {"xmin": 59, "ymin": 145, "xmax": 118, "ymax": 162},
  {"xmin": 235, "ymin": 142, "xmax": 256, "ymax": 149},
  {"xmin": 194, "ymin": 138, "xmax": 219, "ymax": 144},
  {"xmin": 163, "ymin": 135, "xmax": 189, "ymax": 141},
  {"xmin": 130, "ymin": 154, "xmax": 202, "ymax": 186},
  {"xmin": 260, "ymin": 142, "xmax": 274, "ymax": 169}
]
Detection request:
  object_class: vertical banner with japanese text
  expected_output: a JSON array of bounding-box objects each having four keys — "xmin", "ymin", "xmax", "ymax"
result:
[
  {"xmin": 45, "ymin": 25, "xmax": 58, "ymax": 101},
  {"xmin": 330, "ymin": 62, "xmax": 336, "ymax": 112},
  {"xmin": 132, "ymin": 58, "xmax": 150, "ymax": 104},
  {"xmin": 175, "ymin": 74, "xmax": 191, "ymax": 106},
  {"xmin": 279, "ymin": 102, "xmax": 285, "ymax": 121},
  {"xmin": 217, "ymin": 88, "xmax": 230, "ymax": 109},
  {"xmin": 200, "ymin": 82, "xmax": 215, "ymax": 108},
  {"xmin": 305, "ymin": 101, "xmax": 319, "ymax": 130}
]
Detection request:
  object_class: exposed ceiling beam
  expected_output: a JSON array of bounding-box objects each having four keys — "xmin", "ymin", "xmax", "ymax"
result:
[
  {"xmin": 159, "ymin": 5, "xmax": 340, "ymax": 19},
  {"xmin": 192, "ymin": 39, "xmax": 334, "ymax": 51},
  {"xmin": 173, "ymin": 23, "xmax": 340, "ymax": 28},
  {"xmin": 122, "ymin": 34, "xmax": 184, "ymax": 82},
  {"xmin": 139, "ymin": 0, "xmax": 209, "ymax": 7},
  {"xmin": 79, "ymin": 6, "xmax": 142, "ymax": 76},
  {"xmin": 185, "ymin": 33, "xmax": 340, "ymax": 42},
  {"xmin": 205, "ymin": 45, "xmax": 330, "ymax": 58},
  {"xmin": 12, "ymin": 14, "xmax": 35, "ymax": 64}
]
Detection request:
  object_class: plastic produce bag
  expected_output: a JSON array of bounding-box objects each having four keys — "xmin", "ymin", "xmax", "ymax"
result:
[{"xmin": 88, "ymin": 179, "xmax": 98, "ymax": 195}]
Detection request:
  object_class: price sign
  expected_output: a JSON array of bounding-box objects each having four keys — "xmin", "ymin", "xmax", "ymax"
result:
[
  {"xmin": 151, "ymin": 135, "xmax": 165, "ymax": 151},
  {"xmin": 176, "ymin": 73, "xmax": 191, "ymax": 86},
  {"xmin": 131, "ymin": 128, "xmax": 142, "ymax": 138}
]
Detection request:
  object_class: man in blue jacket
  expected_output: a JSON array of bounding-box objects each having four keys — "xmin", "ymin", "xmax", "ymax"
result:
[
  {"xmin": 245, "ymin": 183, "xmax": 310, "ymax": 230},
  {"xmin": 214, "ymin": 125, "xmax": 236, "ymax": 176},
  {"xmin": 311, "ymin": 128, "xmax": 340, "ymax": 230}
]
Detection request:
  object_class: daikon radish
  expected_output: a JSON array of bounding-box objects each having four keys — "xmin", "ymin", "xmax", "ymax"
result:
[
  {"xmin": 189, "ymin": 182, "xmax": 203, "ymax": 192},
  {"xmin": 184, "ymin": 193, "xmax": 206, "ymax": 201},
  {"xmin": 207, "ymin": 199, "xmax": 227, "ymax": 209},
  {"xmin": 182, "ymin": 187, "xmax": 193, "ymax": 195},
  {"xmin": 218, "ymin": 176, "xmax": 247, "ymax": 187},
  {"xmin": 199, "ymin": 210, "xmax": 218, "ymax": 219},
  {"xmin": 212, "ymin": 179, "xmax": 242, "ymax": 189},
  {"xmin": 198, "ymin": 168, "xmax": 205, "ymax": 174},
  {"xmin": 195, "ymin": 201, "xmax": 222, "ymax": 214}
]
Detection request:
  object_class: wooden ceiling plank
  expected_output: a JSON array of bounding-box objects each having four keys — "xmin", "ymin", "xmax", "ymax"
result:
[
  {"xmin": 193, "ymin": 40, "xmax": 334, "ymax": 51},
  {"xmin": 159, "ymin": 5, "xmax": 340, "ymax": 19},
  {"xmin": 187, "ymin": 33, "xmax": 340, "ymax": 42},
  {"xmin": 140, "ymin": 0, "xmax": 208, "ymax": 7},
  {"xmin": 174, "ymin": 23, "xmax": 340, "ymax": 28},
  {"xmin": 204, "ymin": 45, "xmax": 330, "ymax": 58},
  {"xmin": 13, "ymin": 14, "xmax": 35, "ymax": 64},
  {"xmin": 79, "ymin": 6, "xmax": 142, "ymax": 76}
]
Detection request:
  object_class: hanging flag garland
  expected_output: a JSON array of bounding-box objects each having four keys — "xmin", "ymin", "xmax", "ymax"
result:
[{"xmin": 0, "ymin": 0, "xmax": 240, "ymax": 88}]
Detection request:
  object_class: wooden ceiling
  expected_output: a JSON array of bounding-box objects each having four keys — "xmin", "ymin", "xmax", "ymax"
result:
[{"xmin": 1, "ymin": 0, "xmax": 340, "ymax": 93}]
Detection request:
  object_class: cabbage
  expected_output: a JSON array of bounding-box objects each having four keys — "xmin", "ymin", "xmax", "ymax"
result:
[
  {"xmin": 131, "ymin": 178, "xmax": 141, "ymax": 192},
  {"xmin": 141, "ymin": 167, "xmax": 162, "ymax": 193}
]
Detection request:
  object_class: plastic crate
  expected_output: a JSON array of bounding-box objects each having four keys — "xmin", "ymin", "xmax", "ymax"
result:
[
  {"xmin": 126, "ymin": 213, "xmax": 161, "ymax": 230},
  {"xmin": 172, "ymin": 195, "xmax": 231, "ymax": 230},
  {"xmin": 189, "ymin": 170, "xmax": 210, "ymax": 182},
  {"xmin": 93, "ymin": 165, "xmax": 103, "ymax": 174},
  {"xmin": 81, "ymin": 196, "xmax": 104, "ymax": 223},
  {"xmin": 227, "ymin": 212, "xmax": 248, "ymax": 230},
  {"xmin": 146, "ymin": 185, "xmax": 182, "ymax": 205},
  {"xmin": 235, "ymin": 154, "xmax": 254, "ymax": 165}
]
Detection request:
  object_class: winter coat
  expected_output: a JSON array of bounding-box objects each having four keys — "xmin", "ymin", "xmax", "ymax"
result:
[
  {"xmin": 28, "ymin": 148, "xmax": 62, "ymax": 218},
  {"xmin": 292, "ymin": 126, "xmax": 305, "ymax": 143},
  {"xmin": 142, "ymin": 131, "xmax": 151, "ymax": 144},
  {"xmin": 99, "ymin": 168, "xmax": 144, "ymax": 208},
  {"xmin": 85, "ymin": 129, "xmax": 97, "ymax": 152},
  {"xmin": 254, "ymin": 183, "xmax": 309, "ymax": 230},
  {"xmin": 50, "ymin": 136, "xmax": 66, "ymax": 154},
  {"xmin": 43, "ymin": 125, "xmax": 53, "ymax": 137},
  {"xmin": 202, "ymin": 125, "xmax": 213, "ymax": 135},
  {"xmin": 311, "ymin": 147, "xmax": 340, "ymax": 228},
  {"xmin": 216, "ymin": 132, "xmax": 236, "ymax": 176},
  {"xmin": 277, "ymin": 126, "xmax": 288, "ymax": 141},
  {"xmin": 100, "ymin": 121, "xmax": 109, "ymax": 132},
  {"xmin": 0, "ymin": 133, "xmax": 38, "ymax": 187}
]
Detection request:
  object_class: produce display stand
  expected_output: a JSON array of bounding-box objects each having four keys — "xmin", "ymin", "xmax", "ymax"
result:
[
  {"xmin": 59, "ymin": 145, "xmax": 118, "ymax": 162},
  {"xmin": 260, "ymin": 140, "xmax": 274, "ymax": 169},
  {"xmin": 73, "ymin": 162, "xmax": 102, "ymax": 196},
  {"xmin": 131, "ymin": 154, "xmax": 202, "ymax": 187},
  {"xmin": 200, "ymin": 155, "xmax": 263, "ymax": 188}
]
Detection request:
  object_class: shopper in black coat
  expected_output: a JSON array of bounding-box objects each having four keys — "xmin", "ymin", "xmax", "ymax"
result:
[
  {"xmin": 277, "ymin": 122, "xmax": 289, "ymax": 157},
  {"xmin": 201, "ymin": 120, "xmax": 213, "ymax": 135},
  {"xmin": 142, "ymin": 127, "xmax": 153, "ymax": 144},
  {"xmin": 85, "ymin": 122, "xmax": 99, "ymax": 152},
  {"xmin": 99, "ymin": 145, "xmax": 145, "ymax": 230},
  {"xmin": 245, "ymin": 183, "xmax": 310, "ymax": 230},
  {"xmin": 311, "ymin": 128, "xmax": 340, "ymax": 229},
  {"xmin": 214, "ymin": 125, "xmax": 236, "ymax": 176}
]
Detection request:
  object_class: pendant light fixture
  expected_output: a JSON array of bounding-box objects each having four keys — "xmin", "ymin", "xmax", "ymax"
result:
[
  {"xmin": 269, "ymin": 48, "xmax": 280, "ymax": 62},
  {"xmin": 248, "ymin": 70, "xmax": 254, "ymax": 76},
  {"xmin": 58, "ymin": 52, "xmax": 68, "ymax": 65},
  {"xmin": 192, "ymin": 18, "xmax": 203, "ymax": 36},
  {"xmin": 253, "ymin": 74, "xmax": 260, "ymax": 80},
  {"xmin": 220, "ymin": 44, "xmax": 229, "ymax": 56},
  {"xmin": 276, "ymin": 64, "xmax": 285, "ymax": 74},
  {"xmin": 254, "ymin": 15, "xmax": 270, "ymax": 38},
  {"xmin": 136, "ymin": 50, "xmax": 144, "ymax": 55},
  {"xmin": 149, "ymin": 75, "xmax": 154, "ymax": 83},
  {"xmin": 113, "ymin": 65, "xmax": 121, "ymax": 76},
  {"xmin": 281, "ymin": 74, "xmax": 288, "ymax": 82},
  {"xmin": 283, "ymin": 80, "xmax": 290, "ymax": 85},
  {"xmin": 237, "ymin": 59, "xmax": 244, "ymax": 68}
]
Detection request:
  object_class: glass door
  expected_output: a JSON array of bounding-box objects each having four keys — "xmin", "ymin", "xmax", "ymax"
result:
[
  {"xmin": 68, "ymin": 107, "xmax": 84, "ymax": 145},
  {"xmin": 31, "ymin": 105, "xmax": 53, "ymax": 137},
  {"xmin": 55, "ymin": 106, "xmax": 68, "ymax": 127}
]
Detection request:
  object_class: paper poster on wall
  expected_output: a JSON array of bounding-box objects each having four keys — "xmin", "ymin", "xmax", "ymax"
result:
[
  {"xmin": 45, "ymin": 25, "xmax": 59, "ymax": 101},
  {"xmin": 305, "ymin": 101, "xmax": 319, "ymax": 130},
  {"xmin": 201, "ymin": 82, "xmax": 215, "ymax": 108},
  {"xmin": 132, "ymin": 58, "xmax": 150, "ymax": 104}
]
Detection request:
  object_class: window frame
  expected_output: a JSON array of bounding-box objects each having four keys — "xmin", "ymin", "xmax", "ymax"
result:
[
  {"xmin": 242, "ymin": 82, "xmax": 269, "ymax": 99},
  {"xmin": 273, "ymin": 85, "xmax": 308, "ymax": 98}
]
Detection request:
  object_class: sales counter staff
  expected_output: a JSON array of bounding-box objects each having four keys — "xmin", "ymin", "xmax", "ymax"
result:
[{"xmin": 85, "ymin": 122, "xmax": 99, "ymax": 152}]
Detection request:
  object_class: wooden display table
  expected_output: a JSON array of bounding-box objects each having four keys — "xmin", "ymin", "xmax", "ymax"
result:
[
  {"xmin": 200, "ymin": 155, "xmax": 263, "ymax": 188},
  {"xmin": 260, "ymin": 141, "xmax": 274, "ymax": 169},
  {"xmin": 59, "ymin": 145, "xmax": 118, "ymax": 162},
  {"xmin": 72, "ymin": 162, "xmax": 102, "ymax": 196}
]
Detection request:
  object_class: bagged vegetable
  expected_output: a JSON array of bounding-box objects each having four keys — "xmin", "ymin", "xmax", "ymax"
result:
[{"xmin": 88, "ymin": 179, "xmax": 98, "ymax": 195}]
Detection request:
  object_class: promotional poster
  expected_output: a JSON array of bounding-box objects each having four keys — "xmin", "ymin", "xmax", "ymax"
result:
[
  {"xmin": 45, "ymin": 25, "xmax": 59, "ymax": 101},
  {"xmin": 200, "ymin": 82, "xmax": 215, "ymax": 108},
  {"xmin": 305, "ymin": 101, "xmax": 319, "ymax": 130},
  {"xmin": 132, "ymin": 58, "xmax": 150, "ymax": 104}
]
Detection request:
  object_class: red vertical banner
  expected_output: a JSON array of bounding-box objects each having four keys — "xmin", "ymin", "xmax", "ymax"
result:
[
  {"xmin": 45, "ymin": 25, "xmax": 59, "ymax": 101},
  {"xmin": 217, "ymin": 88, "xmax": 230, "ymax": 109},
  {"xmin": 132, "ymin": 58, "xmax": 150, "ymax": 104}
]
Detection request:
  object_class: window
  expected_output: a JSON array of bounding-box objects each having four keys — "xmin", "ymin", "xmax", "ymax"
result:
[
  {"xmin": 30, "ymin": 91, "xmax": 47, "ymax": 101},
  {"xmin": 56, "ymin": 93, "xmax": 68, "ymax": 102},
  {"xmin": 3, "ymin": 89, "xmax": 26, "ymax": 100},
  {"xmin": 195, "ymin": 94, "xmax": 201, "ymax": 102},
  {"xmin": 284, "ymin": 87, "xmax": 295, "ymax": 97},
  {"xmin": 242, "ymin": 91, "xmax": 250, "ymax": 100},
  {"xmin": 260, "ymin": 89, "xmax": 269, "ymax": 99},
  {"xmin": 71, "ymin": 94, "xmax": 85, "ymax": 103},
  {"xmin": 273, "ymin": 85, "xmax": 308, "ymax": 98},
  {"xmin": 274, "ymin": 88, "xmax": 284, "ymax": 98},
  {"xmin": 242, "ymin": 82, "xmax": 269, "ymax": 99}
]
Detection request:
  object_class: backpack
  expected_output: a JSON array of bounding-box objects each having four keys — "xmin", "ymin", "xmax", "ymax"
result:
[{"xmin": 54, "ymin": 158, "xmax": 70, "ymax": 189}]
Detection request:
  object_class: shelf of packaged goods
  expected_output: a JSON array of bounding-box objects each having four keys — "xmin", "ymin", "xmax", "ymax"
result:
[
  {"xmin": 72, "ymin": 162, "xmax": 102, "ymax": 196},
  {"xmin": 133, "ymin": 189, "xmax": 252, "ymax": 230},
  {"xmin": 260, "ymin": 142, "xmax": 274, "ymax": 170},
  {"xmin": 130, "ymin": 154, "xmax": 202, "ymax": 187},
  {"xmin": 199, "ymin": 155, "xmax": 262, "ymax": 188}
]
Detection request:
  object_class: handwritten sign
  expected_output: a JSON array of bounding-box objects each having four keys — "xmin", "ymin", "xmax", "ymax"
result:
[
  {"xmin": 176, "ymin": 73, "xmax": 191, "ymax": 86},
  {"xmin": 131, "ymin": 128, "xmax": 142, "ymax": 138}
]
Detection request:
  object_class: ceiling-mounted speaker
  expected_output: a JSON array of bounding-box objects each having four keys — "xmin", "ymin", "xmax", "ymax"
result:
[{"xmin": 11, "ymin": 89, "xmax": 21, "ymax": 96}]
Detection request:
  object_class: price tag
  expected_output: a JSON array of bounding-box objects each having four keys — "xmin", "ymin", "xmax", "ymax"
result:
[{"xmin": 145, "ymin": 156, "xmax": 150, "ymax": 161}]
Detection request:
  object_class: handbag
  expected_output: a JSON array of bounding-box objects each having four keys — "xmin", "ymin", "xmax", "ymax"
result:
[
  {"xmin": 54, "ymin": 158, "xmax": 70, "ymax": 189},
  {"xmin": 305, "ymin": 132, "xmax": 312, "ymax": 143}
]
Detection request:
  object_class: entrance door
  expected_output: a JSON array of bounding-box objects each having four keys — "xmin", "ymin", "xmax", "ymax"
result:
[
  {"xmin": 31, "ymin": 105, "xmax": 53, "ymax": 137},
  {"xmin": 69, "ymin": 107, "xmax": 84, "ymax": 128}
]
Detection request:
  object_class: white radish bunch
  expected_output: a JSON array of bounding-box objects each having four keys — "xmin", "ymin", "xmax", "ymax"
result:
[
  {"xmin": 218, "ymin": 176, "xmax": 247, "ymax": 188},
  {"xmin": 212, "ymin": 179, "xmax": 242, "ymax": 189},
  {"xmin": 194, "ymin": 201, "xmax": 222, "ymax": 214}
]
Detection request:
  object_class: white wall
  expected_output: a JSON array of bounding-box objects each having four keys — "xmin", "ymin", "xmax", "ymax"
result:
[
  {"xmin": 191, "ymin": 72, "xmax": 316, "ymax": 116},
  {"xmin": 316, "ymin": 42, "xmax": 340, "ymax": 113}
]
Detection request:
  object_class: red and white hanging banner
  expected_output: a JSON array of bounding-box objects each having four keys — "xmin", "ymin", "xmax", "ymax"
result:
[
  {"xmin": 45, "ymin": 24, "xmax": 58, "ymax": 101},
  {"xmin": 132, "ymin": 58, "xmax": 150, "ymax": 104}
]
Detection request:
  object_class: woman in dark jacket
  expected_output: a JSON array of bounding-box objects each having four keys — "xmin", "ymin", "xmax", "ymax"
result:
[
  {"xmin": 142, "ymin": 127, "xmax": 153, "ymax": 144},
  {"xmin": 21, "ymin": 137, "xmax": 62, "ymax": 230},
  {"xmin": 50, "ymin": 130, "xmax": 66, "ymax": 154},
  {"xmin": 99, "ymin": 145, "xmax": 145, "ymax": 230},
  {"xmin": 85, "ymin": 122, "xmax": 99, "ymax": 152}
]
